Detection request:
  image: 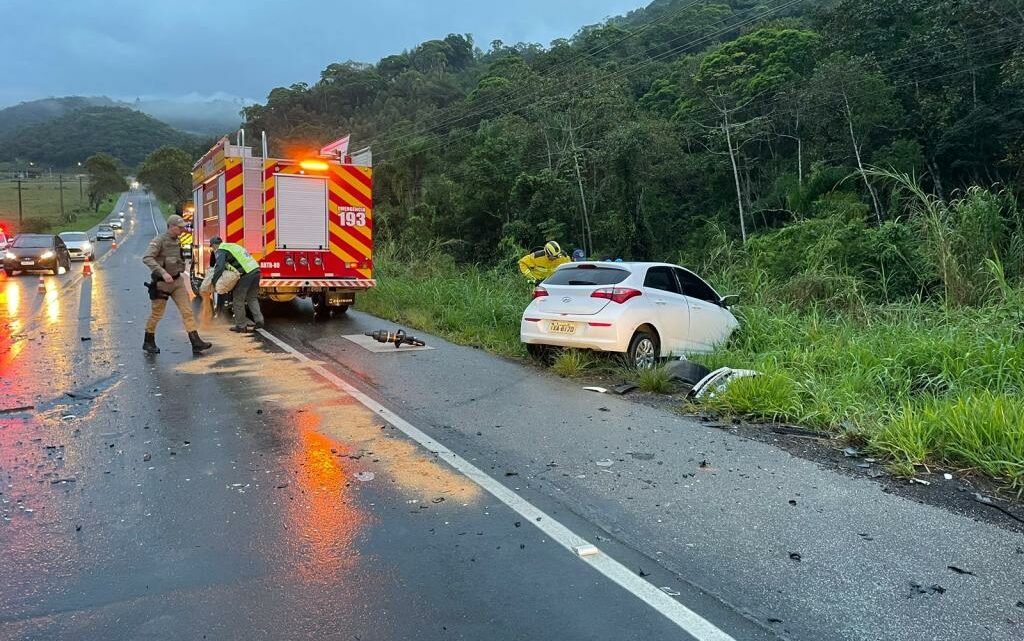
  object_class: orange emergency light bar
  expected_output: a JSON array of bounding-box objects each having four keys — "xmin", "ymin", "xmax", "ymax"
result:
[{"xmin": 299, "ymin": 159, "xmax": 330, "ymax": 172}]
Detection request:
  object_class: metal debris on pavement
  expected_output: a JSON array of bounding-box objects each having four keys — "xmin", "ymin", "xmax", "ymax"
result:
[{"xmin": 573, "ymin": 544, "xmax": 600, "ymax": 558}]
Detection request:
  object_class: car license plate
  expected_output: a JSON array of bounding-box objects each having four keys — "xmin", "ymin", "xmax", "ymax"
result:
[
  {"xmin": 549, "ymin": 321, "xmax": 577, "ymax": 335},
  {"xmin": 21, "ymin": 260, "xmax": 34, "ymax": 266}
]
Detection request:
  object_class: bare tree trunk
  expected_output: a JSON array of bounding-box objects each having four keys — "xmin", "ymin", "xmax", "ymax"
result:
[
  {"xmin": 843, "ymin": 92, "xmax": 884, "ymax": 224},
  {"xmin": 567, "ymin": 126, "xmax": 593, "ymax": 256},
  {"xmin": 925, "ymin": 155, "xmax": 947, "ymax": 202},
  {"xmin": 722, "ymin": 110, "xmax": 748, "ymax": 244}
]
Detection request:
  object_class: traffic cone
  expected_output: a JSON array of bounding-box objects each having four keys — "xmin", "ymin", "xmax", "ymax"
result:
[
  {"xmin": 37, "ymin": 276, "xmax": 45, "ymax": 293},
  {"xmin": 111, "ymin": 239, "xmax": 118, "ymax": 250},
  {"xmin": 82, "ymin": 256, "xmax": 92, "ymax": 276}
]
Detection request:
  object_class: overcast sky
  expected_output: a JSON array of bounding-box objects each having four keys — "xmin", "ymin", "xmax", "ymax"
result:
[{"xmin": 0, "ymin": 0, "xmax": 646, "ymax": 108}]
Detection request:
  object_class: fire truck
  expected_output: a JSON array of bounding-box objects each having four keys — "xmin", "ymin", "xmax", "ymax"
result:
[{"xmin": 189, "ymin": 134, "xmax": 375, "ymax": 319}]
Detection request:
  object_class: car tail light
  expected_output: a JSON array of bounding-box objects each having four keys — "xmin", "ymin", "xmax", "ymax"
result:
[
  {"xmin": 588, "ymin": 322, "xmax": 613, "ymax": 327},
  {"xmin": 591, "ymin": 287, "xmax": 642, "ymax": 304},
  {"xmin": 533, "ymin": 286, "xmax": 549, "ymax": 300}
]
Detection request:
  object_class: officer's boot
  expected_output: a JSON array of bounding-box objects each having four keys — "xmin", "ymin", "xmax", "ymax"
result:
[
  {"xmin": 143, "ymin": 332, "xmax": 161, "ymax": 354},
  {"xmin": 188, "ymin": 331, "xmax": 212, "ymax": 354}
]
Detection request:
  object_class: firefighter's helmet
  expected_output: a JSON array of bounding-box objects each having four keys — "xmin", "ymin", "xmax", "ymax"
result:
[{"xmin": 544, "ymin": 241, "xmax": 563, "ymax": 259}]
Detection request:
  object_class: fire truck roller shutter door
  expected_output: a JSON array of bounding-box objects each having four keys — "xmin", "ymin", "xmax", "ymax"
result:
[{"xmin": 276, "ymin": 175, "xmax": 328, "ymax": 251}]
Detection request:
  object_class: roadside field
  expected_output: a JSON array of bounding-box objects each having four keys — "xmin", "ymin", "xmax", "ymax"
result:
[{"xmin": 0, "ymin": 178, "xmax": 117, "ymax": 234}]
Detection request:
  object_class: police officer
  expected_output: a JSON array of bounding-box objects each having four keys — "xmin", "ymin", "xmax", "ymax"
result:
[
  {"xmin": 142, "ymin": 214, "xmax": 212, "ymax": 355},
  {"xmin": 209, "ymin": 237, "xmax": 264, "ymax": 332}
]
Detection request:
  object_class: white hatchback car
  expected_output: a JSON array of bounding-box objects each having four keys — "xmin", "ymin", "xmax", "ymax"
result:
[{"xmin": 521, "ymin": 262, "xmax": 739, "ymax": 368}]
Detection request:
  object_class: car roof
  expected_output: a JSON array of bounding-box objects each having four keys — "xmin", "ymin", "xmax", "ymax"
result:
[
  {"xmin": 17, "ymin": 233, "xmax": 53, "ymax": 239},
  {"xmin": 558, "ymin": 261, "xmax": 690, "ymax": 270}
]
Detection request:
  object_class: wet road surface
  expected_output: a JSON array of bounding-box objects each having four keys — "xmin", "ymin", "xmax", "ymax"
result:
[
  {"xmin": 3, "ymin": 192, "xmax": 1023, "ymax": 641},
  {"xmin": 0, "ymin": 193, "xmax": 766, "ymax": 640}
]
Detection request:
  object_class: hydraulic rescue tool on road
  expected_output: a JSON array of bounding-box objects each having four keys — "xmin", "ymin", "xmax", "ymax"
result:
[
  {"xmin": 189, "ymin": 133, "xmax": 375, "ymax": 320},
  {"xmin": 365, "ymin": 329, "xmax": 427, "ymax": 348}
]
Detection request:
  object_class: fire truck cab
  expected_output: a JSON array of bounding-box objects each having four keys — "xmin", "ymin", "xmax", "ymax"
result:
[{"xmin": 189, "ymin": 135, "xmax": 375, "ymax": 319}]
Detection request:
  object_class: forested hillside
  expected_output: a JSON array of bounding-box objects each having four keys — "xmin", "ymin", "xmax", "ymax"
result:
[
  {"xmin": 244, "ymin": 0, "xmax": 1024, "ymax": 275},
  {"xmin": 0, "ymin": 106, "xmax": 197, "ymax": 168}
]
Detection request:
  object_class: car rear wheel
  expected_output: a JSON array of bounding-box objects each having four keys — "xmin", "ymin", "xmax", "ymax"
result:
[{"xmin": 627, "ymin": 329, "xmax": 660, "ymax": 370}]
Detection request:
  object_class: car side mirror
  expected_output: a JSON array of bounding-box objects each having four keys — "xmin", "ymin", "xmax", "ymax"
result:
[{"xmin": 720, "ymin": 294, "xmax": 740, "ymax": 308}]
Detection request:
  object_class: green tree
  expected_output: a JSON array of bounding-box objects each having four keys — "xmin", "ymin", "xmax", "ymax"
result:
[
  {"xmin": 84, "ymin": 153, "xmax": 127, "ymax": 211},
  {"xmin": 137, "ymin": 147, "xmax": 193, "ymax": 209}
]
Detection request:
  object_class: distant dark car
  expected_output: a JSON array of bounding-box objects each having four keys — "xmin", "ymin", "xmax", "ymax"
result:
[
  {"xmin": 96, "ymin": 225, "xmax": 115, "ymax": 241},
  {"xmin": 3, "ymin": 234, "xmax": 72, "ymax": 275}
]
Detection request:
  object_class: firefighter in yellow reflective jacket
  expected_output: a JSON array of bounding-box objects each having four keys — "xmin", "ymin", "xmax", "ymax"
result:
[{"xmin": 518, "ymin": 241, "xmax": 570, "ymax": 284}]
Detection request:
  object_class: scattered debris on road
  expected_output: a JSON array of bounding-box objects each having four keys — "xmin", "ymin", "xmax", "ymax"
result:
[
  {"xmin": 660, "ymin": 586, "xmax": 681, "ymax": 596},
  {"xmin": 947, "ymin": 565, "xmax": 975, "ymax": 576},
  {"xmin": 354, "ymin": 472, "xmax": 375, "ymax": 482},
  {"xmin": 907, "ymin": 582, "xmax": 945, "ymax": 597},
  {"xmin": 573, "ymin": 544, "xmax": 600, "ymax": 558},
  {"xmin": 789, "ymin": 552, "xmax": 802, "ymax": 562},
  {"xmin": 973, "ymin": 493, "xmax": 1024, "ymax": 525},
  {"xmin": 583, "ymin": 386, "xmax": 608, "ymax": 394},
  {"xmin": 610, "ymin": 383, "xmax": 638, "ymax": 395},
  {"xmin": 595, "ymin": 459, "xmax": 614, "ymax": 468},
  {"xmin": 689, "ymin": 367, "xmax": 760, "ymax": 401}
]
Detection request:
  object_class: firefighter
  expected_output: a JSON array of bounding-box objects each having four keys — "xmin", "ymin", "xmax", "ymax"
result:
[
  {"xmin": 142, "ymin": 215, "xmax": 213, "ymax": 355},
  {"xmin": 209, "ymin": 237, "xmax": 265, "ymax": 332},
  {"xmin": 518, "ymin": 241, "xmax": 570, "ymax": 284}
]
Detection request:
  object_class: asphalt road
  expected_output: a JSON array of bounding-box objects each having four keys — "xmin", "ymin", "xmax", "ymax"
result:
[{"xmin": 1, "ymin": 192, "xmax": 1022, "ymax": 640}]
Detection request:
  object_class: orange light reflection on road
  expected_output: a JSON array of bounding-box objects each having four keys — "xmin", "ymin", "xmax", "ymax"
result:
[
  {"xmin": 3, "ymin": 280, "xmax": 20, "ymax": 316},
  {"xmin": 44, "ymin": 287, "xmax": 60, "ymax": 325},
  {"xmin": 284, "ymin": 409, "xmax": 366, "ymax": 585}
]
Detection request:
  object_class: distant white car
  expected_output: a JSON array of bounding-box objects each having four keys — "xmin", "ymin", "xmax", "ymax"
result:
[
  {"xmin": 118, "ymin": 211, "xmax": 126, "ymax": 218},
  {"xmin": 521, "ymin": 262, "xmax": 739, "ymax": 368},
  {"xmin": 58, "ymin": 231, "xmax": 95, "ymax": 261},
  {"xmin": 96, "ymin": 225, "xmax": 115, "ymax": 241}
]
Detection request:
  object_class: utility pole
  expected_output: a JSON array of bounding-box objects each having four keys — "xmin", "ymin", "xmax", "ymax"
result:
[
  {"xmin": 59, "ymin": 174, "xmax": 65, "ymax": 221},
  {"xmin": 79, "ymin": 175, "xmax": 84, "ymax": 200},
  {"xmin": 16, "ymin": 180, "xmax": 23, "ymax": 228}
]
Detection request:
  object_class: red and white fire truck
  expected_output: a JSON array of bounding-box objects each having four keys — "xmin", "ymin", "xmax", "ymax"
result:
[{"xmin": 189, "ymin": 134, "xmax": 374, "ymax": 318}]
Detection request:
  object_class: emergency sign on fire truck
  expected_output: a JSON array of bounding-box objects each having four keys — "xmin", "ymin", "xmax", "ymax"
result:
[{"xmin": 189, "ymin": 133, "xmax": 375, "ymax": 319}]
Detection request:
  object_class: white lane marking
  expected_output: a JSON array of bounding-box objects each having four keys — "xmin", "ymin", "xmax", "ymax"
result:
[
  {"xmin": 258, "ymin": 328, "xmax": 736, "ymax": 641},
  {"xmin": 148, "ymin": 195, "xmax": 160, "ymax": 235}
]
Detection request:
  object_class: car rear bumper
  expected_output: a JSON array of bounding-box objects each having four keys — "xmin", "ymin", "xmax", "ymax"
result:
[{"xmin": 520, "ymin": 316, "xmax": 631, "ymax": 353}]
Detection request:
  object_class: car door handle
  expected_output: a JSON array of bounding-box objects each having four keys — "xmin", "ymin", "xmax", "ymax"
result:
[{"xmin": 655, "ymin": 301, "xmax": 668, "ymax": 306}]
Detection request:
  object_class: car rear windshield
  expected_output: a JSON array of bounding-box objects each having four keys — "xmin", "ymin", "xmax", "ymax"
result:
[
  {"xmin": 99, "ymin": 226, "xmax": 112, "ymax": 231},
  {"xmin": 61, "ymin": 233, "xmax": 87, "ymax": 241},
  {"xmin": 12, "ymin": 236, "xmax": 53, "ymax": 248},
  {"xmin": 545, "ymin": 265, "xmax": 630, "ymax": 286}
]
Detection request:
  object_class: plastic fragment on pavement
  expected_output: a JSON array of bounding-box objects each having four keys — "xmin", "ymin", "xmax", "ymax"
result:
[
  {"xmin": 595, "ymin": 459, "xmax": 614, "ymax": 468},
  {"xmin": 583, "ymin": 386, "xmax": 608, "ymax": 394},
  {"xmin": 660, "ymin": 587, "xmax": 681, "ymax": 596},
  {"xmin": 911, "ymin": 478, "xmax": 931, "ymax": 486},
  {"xmin": 944, "ymin": 473, "xmax": 953, "ymax": 480},
  {"xmin": 573, "ymin": 544, "xmax": 600, "ymax": 558},
  {"xmin": 355, "ymin": 472, "xmax": 375, "ymax": 482}
]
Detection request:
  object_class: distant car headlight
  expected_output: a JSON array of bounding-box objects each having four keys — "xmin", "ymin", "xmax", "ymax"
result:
[
  {"xmin": 40, "ymin": 250, "xmax": 55, "ymax": 259},
  {"xmin": 4, "ymin": 251, "xmax": 15, "ymax": 260}
]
